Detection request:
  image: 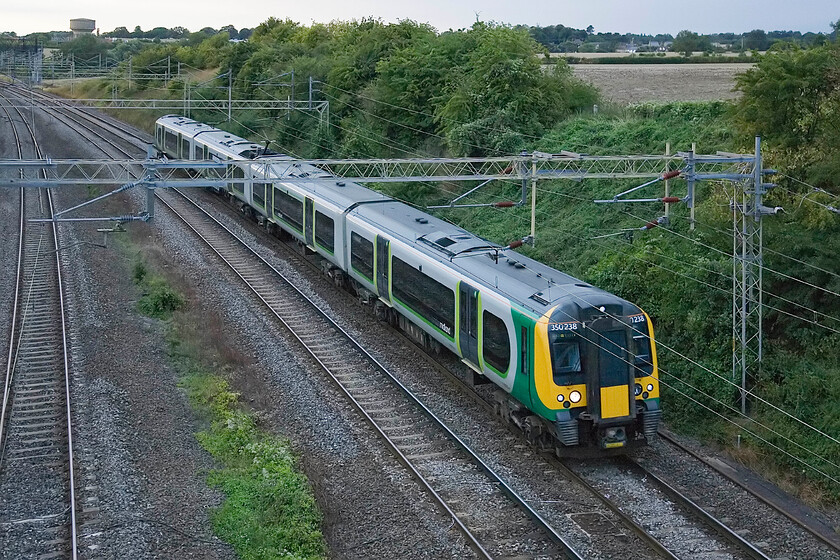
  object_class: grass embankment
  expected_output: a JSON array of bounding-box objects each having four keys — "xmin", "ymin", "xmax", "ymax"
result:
[
  {"xmin": 132, "ymin": 258, "xmax": 326, "ymax": 559},
  {"xmin": 412, "ymin": 102, "xmax": 840, "ymax": 504},
  {"xmin": 70, "ymin": 67, "xmax": 838, "ymax": 505}
]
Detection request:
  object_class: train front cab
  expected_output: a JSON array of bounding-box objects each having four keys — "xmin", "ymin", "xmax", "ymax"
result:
[{"xmin": 534, "ymin": 303, "xmax": 661, "ymax": 453}]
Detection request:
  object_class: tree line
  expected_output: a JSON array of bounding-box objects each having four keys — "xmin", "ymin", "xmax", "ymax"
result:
[{"xmin": 41, "ymin": 16, "xmax": 840, "ymax": 499}]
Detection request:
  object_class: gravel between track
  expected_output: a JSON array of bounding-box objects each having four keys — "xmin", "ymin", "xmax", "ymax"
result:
[
  {"xmin": 3, "ymin": 95, "xmax": 837, "ymax": 559},
  {"xmin": 24, "ymin": 102, "xmax": 477, "ymax": 558}
]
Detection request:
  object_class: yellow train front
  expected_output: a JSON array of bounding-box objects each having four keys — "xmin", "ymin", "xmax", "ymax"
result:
[{"xmin": 515, "ymin": 297, "xmax": 661, "ymax": 456}]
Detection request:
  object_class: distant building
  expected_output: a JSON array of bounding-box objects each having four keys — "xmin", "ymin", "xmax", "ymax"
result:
[
  {"xmin": 50, "ymin": 31, "xmax": 74, "ymax": 43},
  {"xmin": 70, "ymin": 18, "xmax": 96, "ymax": 38}
]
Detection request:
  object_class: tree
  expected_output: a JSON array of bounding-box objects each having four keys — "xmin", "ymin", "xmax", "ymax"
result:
[
  {"xmin": 586, "ymin": 25, "xmax": 594, "ymax": 34},
  {"xmin": 59, "ymin": 34, "xmax": 109, "ymax": 61},
  {"xmin": 743, "ymin": 29, "xmax": 768, "ymax": 50},
  {"xmin": 735, "ymin": 44, "xmax": 837, "ymax": 148},
  {"xmin": 672, "ymin": 30, "xmax": 701, "ymax": 56},
  {"xmin": 220, "ymin": 24, "xmax": 238, "ymax": 39},
  {"xmin": 735, "ymin": 40, "xmax": 840, "ymax": 188}
]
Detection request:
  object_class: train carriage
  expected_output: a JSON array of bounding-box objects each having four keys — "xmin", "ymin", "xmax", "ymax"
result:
[{"xmin": 154, "ymin": 116, "xmax": 662, "ymax": 454}]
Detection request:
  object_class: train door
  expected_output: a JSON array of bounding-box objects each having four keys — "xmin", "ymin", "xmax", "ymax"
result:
[
  {"xmin": 304, "ymin": 197, "xmax": 314, "ymax": 247},
  {"xmin": 459, "ymin": 283, "xmax": 479, "ymax": 366},
  {"xmin": 595, "ymin": 329, "xmax": 633, "ymax": 421},
  {"xmin": 375, "ymin": 236, "xmax": 390, "ymax": 301}
]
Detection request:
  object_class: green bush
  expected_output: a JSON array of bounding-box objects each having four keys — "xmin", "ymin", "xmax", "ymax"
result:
[
  {"xmin": 180, "ymin": 373, "xmax": 326, "ymax": 560},
  {"xmin": 137, "ymin": 277, "xmax": 185, "ymax": 319}
]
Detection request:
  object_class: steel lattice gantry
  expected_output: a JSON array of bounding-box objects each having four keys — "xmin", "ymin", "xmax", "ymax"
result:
[
  {"xmin": 0, "ymin": 97, "xmax": 329, "ymax": 112},
  {"xmin": 0, "ymin": 150, "xmax": 757, "ymax": 185},
  {"xmin": 0, "ymin": 147, "xmax": 772, "ymax": 410}
]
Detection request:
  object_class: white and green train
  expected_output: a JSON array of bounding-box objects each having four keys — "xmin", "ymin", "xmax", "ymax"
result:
[{"xmin": 156, "ymin": 115, "xmax": 662, "ymax": 454}]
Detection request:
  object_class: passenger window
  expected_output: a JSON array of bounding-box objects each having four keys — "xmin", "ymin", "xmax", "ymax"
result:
[
  {"xmin": 315, "ymin": 211, "xmax": 334, "ymax": 253},
  {"xmin": 482, "ymin": 311, "xmax": 510, "ymax": 373},
  {"xmin": 273, "ymin": 188, "xmax": 303, "ymax": 231},
  {"xmin": 350, "ymin": 232, "xmax": 374, "ymax": 281},
  {"xmin": 392, "ymin": 256, "xmax": 454, "ymax": 338}
]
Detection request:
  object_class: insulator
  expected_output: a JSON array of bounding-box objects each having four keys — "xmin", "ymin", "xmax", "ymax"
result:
[
  {"xmin": 662, "ymin": 170, "xmax": 681, "ymax": 180},
  {"xmin": 507, "ymin": 240, "xmax": 524, "ymax": 249},
  {"xmin": 493, "ymin": 201, "xmax": 516, "ymax": 208},
  {"xmin": 642, "ymin": 221, "xmax": 659, "ymax": 230},
  {"xmin": 501, "ymin": 166, "xmax": 514, "ymax": 174},
  {"xmin": 661, "ymin": 197, "xmax": 681, "ymax": 203}
]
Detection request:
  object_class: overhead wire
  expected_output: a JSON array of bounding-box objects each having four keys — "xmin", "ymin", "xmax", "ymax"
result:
[
  {"xmin": 192, "ymin": 72, "xmax": 840, "ymax": 469},
  {"xmin": 517, "ymin": 270, "xmax": 840, "ymax": 479},
  {"xmin": 531, "ymin": 184, "xmax": 840, "ymax": 335},
  {"xmin": 482, "ymin": 202, "xmax": 840, "ymax": 453},
  {"xmin": 689, "ymin": 213, "xmax": 840, "ymax": 284},
  {"xmin": 320, "ymin": 89, "xmax": 507, "ymax": 157}
]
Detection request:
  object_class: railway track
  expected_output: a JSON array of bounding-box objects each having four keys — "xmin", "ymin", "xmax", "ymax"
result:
[
  {"xmin": 157, "ymin": 187, "xmax": 583, "ymax": 559},
  {"xmin": 185, "ymin": 191, "xmax": 839, "ymax": 560},
  {"xmin": 5, "ymin": 84, "xmax": 838, "ymax": 559},
  {"xmin": 0, "ymin": 92, "xmax": 78, "ymax": 559}
]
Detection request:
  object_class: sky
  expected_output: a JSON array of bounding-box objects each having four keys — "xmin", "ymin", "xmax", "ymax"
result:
[{"xmin": 3, "ymin": 0, "xmax": 837, "ymax": 36}]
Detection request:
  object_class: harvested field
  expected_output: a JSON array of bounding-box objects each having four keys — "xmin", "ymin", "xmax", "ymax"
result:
[{"xmin": 571, "ymin": 63, "xmax": 754, "ymax": 105}]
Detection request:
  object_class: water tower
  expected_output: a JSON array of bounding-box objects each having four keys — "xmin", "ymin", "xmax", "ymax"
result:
[{"xmin": 70, "ymin": 19, "xmax": 96, "ymax": 38}]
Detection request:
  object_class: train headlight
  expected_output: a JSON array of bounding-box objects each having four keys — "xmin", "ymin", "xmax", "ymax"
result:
[
  {"xmin": 556, "ymin": 394, "xmax": 564, "ymax": 402},
  {"xmin": 569, "ymin": 391, "xmax": 581, "ymax": 403},
  {"xmin": 634, "ymin": 384, "xmax": 642, "ymax": 396},
  {"xmin": 646, "ymin": 383, "xmax": 654, "ymax": 392}
]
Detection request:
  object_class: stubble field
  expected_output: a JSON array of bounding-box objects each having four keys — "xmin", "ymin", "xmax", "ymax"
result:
[{"xmin": 571, "ymin": 63, "xmax": 754, "ymax": 105}]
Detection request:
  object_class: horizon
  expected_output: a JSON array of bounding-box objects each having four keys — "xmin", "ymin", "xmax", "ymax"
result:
[
  {"xmin": 3, "ymin": 21, "xmax": 834, "ymax": 39},
  {"xmin": 2, "ymin": 0, "xmax": 836, "ymax": 38}
]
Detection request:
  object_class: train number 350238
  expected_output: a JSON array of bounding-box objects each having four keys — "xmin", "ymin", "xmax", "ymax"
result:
[{"xmin": 550, "ymin": 322, "xmax": 579, "ymax": 331}]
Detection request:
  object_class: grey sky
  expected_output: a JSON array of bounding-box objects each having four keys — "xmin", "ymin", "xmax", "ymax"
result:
[{"xmin": 4, "ymin": 0, "xmax": 837, "ymax": 36}]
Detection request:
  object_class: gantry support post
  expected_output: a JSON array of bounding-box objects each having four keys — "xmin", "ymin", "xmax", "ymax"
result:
[{"xmin": 733, "ymin": 136, "xmax": 768, "ymax": 415}]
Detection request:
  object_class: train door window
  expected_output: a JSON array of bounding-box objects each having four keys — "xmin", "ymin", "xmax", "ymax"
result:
[
  {"xmin": 155, "ymin": 126, "xmax": 162, "ymax": 150},
  {"xmin": 273, "ymin": 188, "xmax": 303, "ymax": 231},
  {"xmin": 350, "ymin": 232, "xmax": 374, "ymax": 281},
  {"xmin": 181, "ymin": 136, "xmax": 191, "ymax": 159},
  {"xmin": 632, "ymin": 335, "xmax": 653, "ymax": 377},
  {"xmin": 304, "ymin": 198, "xmax": 314, "ymax": 246},
  {"xmin": 392, "ymin": 256, "xmax": 454, "ymax": 338},
  {"xmin": 252, "ymin": 183, "xmax": 265, "ymax": 207},
  {"xmin": 231, "ymin": 165, "xmax": 245, "ymax": 195},
  {"xmin": 482, "ymin": 311, "xmax": 510, "ymax": 373},
  {"xmin": 164, "ymin": 130, "xmax": 178, "ymax": 155},
  {"xmin": 520, "ymin": 327, "xmax": 529, "ymax": 377},
  {"xmin": 315, "ymin": 211, "xmax": 334, "ymax": 253},
  {"xmin": 599, "ymin": 330, "xmax": 628, "ymax": 387}
]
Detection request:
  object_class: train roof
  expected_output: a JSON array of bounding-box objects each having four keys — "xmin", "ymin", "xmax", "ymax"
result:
[
  {"xmin": 154, "ymin": 116, "xmax": 633, "ymax": 316},
  {"xmin": 157, "ymin": 115, "xmax": 284, "ymax": 159},
  {"xmin": 350, "ymin": 200, "xmax": 623, "ymax": 316}
]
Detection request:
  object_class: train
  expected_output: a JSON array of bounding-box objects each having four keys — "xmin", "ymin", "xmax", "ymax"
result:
[{"xmin": 155, "ymin": 115, "xmax": 662, "ymax": 455}]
